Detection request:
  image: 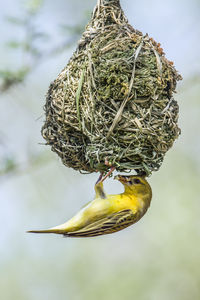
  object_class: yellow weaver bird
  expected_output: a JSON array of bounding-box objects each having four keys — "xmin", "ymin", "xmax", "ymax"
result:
[{"xmin": 28, "ymin": 175, "xmax": 152, "ymax": 237}]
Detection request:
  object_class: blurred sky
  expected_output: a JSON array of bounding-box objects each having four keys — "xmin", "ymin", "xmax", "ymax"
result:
[{"xmin": 0, "ymin": 1, "xmax": 200, "ymax": 300}]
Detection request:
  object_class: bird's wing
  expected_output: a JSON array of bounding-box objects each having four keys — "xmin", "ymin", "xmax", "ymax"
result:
[{"xmin": 65, "ymin": 209, "xmax": 138, "ymax": 237}]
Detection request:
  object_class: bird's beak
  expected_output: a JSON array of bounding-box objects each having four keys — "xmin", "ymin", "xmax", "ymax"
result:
[{"xmin": 114, "ymin": 175, "xmax": 128, "ymax": 183}]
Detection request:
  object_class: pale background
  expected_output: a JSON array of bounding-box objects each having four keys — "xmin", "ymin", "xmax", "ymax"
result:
[{"xmin": 0, "ymin": 0, "xmax": 200, "ymax": 299}]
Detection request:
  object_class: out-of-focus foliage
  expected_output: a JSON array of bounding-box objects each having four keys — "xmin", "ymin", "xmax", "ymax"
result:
[
  {"xmin": 0, "ymin": 0, "xmax": 89, "ymax": 178},
  {"xmin": 0, "ymin": 0, "xmax": 88, "ymax": 92},
  {"xmin": 0, "ymin": 67, "xmax": 30, "ymax": 91}
]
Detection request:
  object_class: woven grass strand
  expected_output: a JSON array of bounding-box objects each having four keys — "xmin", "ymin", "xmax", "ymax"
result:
[
  {"xmin": 42, "ymin": 0, "xmax": 182, "ymax": 176},
  {"xmin": 107, "ymin": 40, "xmax": 143, "ymax": 138}
]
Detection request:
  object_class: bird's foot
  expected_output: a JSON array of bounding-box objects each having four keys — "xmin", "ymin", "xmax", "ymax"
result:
[
  {"xmin": 96, "ymin": 173, "xmax": 103, "ymax": 185},
  {"xmin": 96, "ymin": 166, "xmax": 116, "ymax": 184}
]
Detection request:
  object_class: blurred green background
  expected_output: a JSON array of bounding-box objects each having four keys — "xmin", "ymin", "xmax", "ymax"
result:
[{"xmin": 0, "ymin": 0, "xmax": 200, "ymax": 299}]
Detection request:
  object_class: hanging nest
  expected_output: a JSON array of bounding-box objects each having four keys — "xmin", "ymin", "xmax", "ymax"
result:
[{"xmin": 42, "ymin": 0, "xmax": 182, "ymax": 176}]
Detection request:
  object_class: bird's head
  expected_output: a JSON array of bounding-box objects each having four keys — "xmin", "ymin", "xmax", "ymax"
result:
[{"xmin": 114, "ymin": 175, "xmax": 152, "ymax": 198}]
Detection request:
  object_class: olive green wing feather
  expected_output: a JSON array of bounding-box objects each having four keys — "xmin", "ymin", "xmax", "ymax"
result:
[{"xmin": 65, "ymin": 209, "xmax": 138, "ymax": 237}]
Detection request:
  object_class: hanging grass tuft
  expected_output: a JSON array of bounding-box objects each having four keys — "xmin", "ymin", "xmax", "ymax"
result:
[{"xmin": 42, "ymin": 0, "xmax": 182, "ymax": 176}]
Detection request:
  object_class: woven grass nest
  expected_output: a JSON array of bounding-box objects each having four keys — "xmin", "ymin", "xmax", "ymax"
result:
[{"xmin": 42, "ymin": 0, "xmax": 182, "ymax": 176}]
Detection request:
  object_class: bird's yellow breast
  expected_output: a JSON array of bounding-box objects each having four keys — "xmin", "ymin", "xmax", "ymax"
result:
[
  {"xmin": 64, "ymin": 193, "xmax": 138, "ymax": 231},
  {"xmin": 52, "ymin": 191, "xmax": 148, "ymax": 234},
  {"xmin": 107, "ymin": 193, "xmax": 144, "ymax": 214}
]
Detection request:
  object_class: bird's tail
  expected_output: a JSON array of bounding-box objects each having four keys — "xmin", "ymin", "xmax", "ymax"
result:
[
  {"xmin": 27, "ymin": 224, "xmax": 69, "ymax": 234},
  {"xmin": 27, "ymin": 229, "xmax": 59, "ymax": 234}
]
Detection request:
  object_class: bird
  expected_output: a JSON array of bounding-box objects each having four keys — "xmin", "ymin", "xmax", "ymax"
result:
[{"xmin": 28, "ymin": 175, "xmax": 152, "ymax": 237}]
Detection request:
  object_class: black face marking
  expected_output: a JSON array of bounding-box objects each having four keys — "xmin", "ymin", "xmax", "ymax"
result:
[
  {"xmin": 133, "ymin": 178, "xmax": 141, "ymax": 184},
  {"xmin": 127, "ymin": 181, "xmax": 132, "ymax": 185},
  {"xmin": 118, "ymin": 175, "xmax": 143, "ymax": 186}
]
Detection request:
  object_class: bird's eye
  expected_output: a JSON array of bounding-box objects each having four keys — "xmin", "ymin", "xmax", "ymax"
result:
[{"xmin": 133, "ymin": 178, "xmax": 141, "ymax": 184}]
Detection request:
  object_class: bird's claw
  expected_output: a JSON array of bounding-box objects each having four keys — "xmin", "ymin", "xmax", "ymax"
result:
[{"xmin": 96, "ymin": 166, "xmax": 116, "ymax": 185}]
